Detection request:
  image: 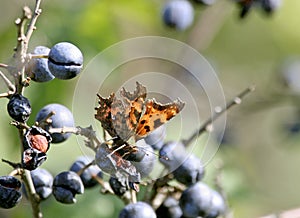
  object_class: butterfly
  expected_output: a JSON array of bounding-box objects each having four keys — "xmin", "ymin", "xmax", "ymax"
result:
[{"xmin": 95, "ymin": 82, "xmax": 185, "ymax": 160}]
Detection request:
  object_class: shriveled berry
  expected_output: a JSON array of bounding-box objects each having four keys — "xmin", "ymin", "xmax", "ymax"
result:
[
  {"xmin": 109, "ymin": 176, "xmax": 128, "ymax": 196},
  {"xmin": 70, "ymin": 156, "xmax": 102, "ymax": 188},
  {"xmin": 119, "ymin": 201, "xmax": 157, "ymax": 218},
  {"xmin": 173, "ymin": 154, "xmax": 204, "ymax": 185},
  {"xmin": 0, "ymin": 176, "xmax": 22, "ymax": 209},
  {"xmin": 22, "ymin": 148, "xmax": 47, "ymax": 170},
  {"xmin": 35, "ymin": 103, "xmax": 75, "ymax": 143},
  {"xmin": 30, "ymin": 168, "xmax": 53, "ymax": 200},
  {"xmin": 24, "ymin": 125, "xmax": 52, "ymax": 153},
  {"xmin": 48, "ymin": 42, "xmax": 83, "ymax": 80},
  {"xmin": 162, "ymin": 0, "xmax": 194, "ymax": 31},
  {"xmin": 144, "ymin": 125, "xmax": 166, "ymax": 150},
  {"xmin": 53, "ymin": 171, "xmax": 84, "ymax": 204},
  {"xmin": 7, "ymin": 94, "xmax": 31, "ymax": 122},
  {"xmin": 156, "ymin": 197, "xmax": 183, "ymax": 218},
  {"xmin": 27, "ymin": 46, "xmax": 54, "ymax": 82},
  {"xmin": 109, "ymin": 171, "xmax": 137, "ymax": 196},
  {"xmin": 179, "ymin": 182, "xmax": 213, "ymax": 217}
]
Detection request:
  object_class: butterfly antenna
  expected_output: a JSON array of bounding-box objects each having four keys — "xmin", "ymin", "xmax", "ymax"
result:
[{"xmin": 136, "ymin": 144, "xmax": 169, "ymax": 161}]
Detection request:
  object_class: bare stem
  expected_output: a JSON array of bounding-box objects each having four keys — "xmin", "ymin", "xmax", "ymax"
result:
[
  {"xmin": 0, "ymin": 91, "xmax": 15, "ymax": 98},
  {"xmin": 30, "ymin": 54, "xmax": 49, "ymax": 59},
  {"xmin": 213, "ymin": 160, "xmax": 233, "ymax": 218},
  {"xmin": 187, "ymin": 0, "xmax": 232, "ymax": 52},
  {"xmin": 21, "ymin": 170, "xmax": 42, "ymax": 218},
  {"xmin": 0, "ymin": 63, "xmax": 9, "ymax": 68},
  {"xmin": 182, "ymin": 85, "xmax": 255, "ymax": 146},
  {"xmin": 0, "ymin": 69, "xmax": 16, "ymax": 92},
  {"xmin": 48, "ymin": 125, "xmax": 102, "ymax": 151},
  {"xmin": 25, "ymin": 0, "xmax": 42, "ymax": 42},
  {"xmin": 93, "ymin": 175, "xmax": 114, "ymax": 194},
  {"xmin": 77, "ymin": 161, "xmax": 94, "ymax": 176}
]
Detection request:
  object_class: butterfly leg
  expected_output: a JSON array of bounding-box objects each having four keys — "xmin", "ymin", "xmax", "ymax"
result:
[{"xmin": 107, "ymin": 143, "xmax": 127, "ymax": 157}]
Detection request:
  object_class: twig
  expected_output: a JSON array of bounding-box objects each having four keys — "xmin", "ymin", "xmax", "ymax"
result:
[
  {"xmin": 259, "ymin": 208, "xmax": 300, "ymax": 218},
  {"xmin": 14, "ymin": 6, "xmax": 32, "ymax": 94},
  {"xmin": 10, "ymin": 121, "xmax": 30, "ymax": 130},
  {"xmin": 92, "ymin": 175, "xmax": 114, "ymax": 194},
  {"xmin": 48, "ymin": 125, "xmax": 102, "ymax": 150},
  {"xmin": 182, "ymin": 85, "xmax": 255, "ymax": 146},
  {"xmin": 21, "ymin": 170, "xmax": 42, "ymax": 218},
  {"xmin": 0, "ymin": 91, "xmax": 15, "ymax": 98},
  {"xmin": 213, "ymin": 160, "xmax": 233, "ymax": 218},
  {"xmin": 30, "ymin": 54, "xmax": 49, "ymax": 59},
  {"xmin": 187, "ymin": 0, "xmax": 232, "ymax": 52},
  {"xmin": 25, "ymin": 0, "xmax": 42, "ymax": 43},
  {"xmin": 35, "ymin": 111, "xmax": 55, "ymax": 128},
  {"xmin": 77, "ymin": 161, "xmax": 94, "ymax": 176},
  {"xmin": 13, "ymin": 0, "xmax": 42, "ymax": 94},
  {"xmin": 2, "ymin": 159, "xmax": 21, "ymax": 169},
  {"xmin": 0, "ymin": 63, "xmax": 9, "ymax": 68},
  {"xmin": 0, "ymin": 70, "xmax": 15, "ymax": 92}
]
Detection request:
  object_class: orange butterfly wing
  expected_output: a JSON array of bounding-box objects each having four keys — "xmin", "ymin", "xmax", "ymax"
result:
[{"xmin": 135, "ymin": 98, "xmax": 185, "ymax": 137}]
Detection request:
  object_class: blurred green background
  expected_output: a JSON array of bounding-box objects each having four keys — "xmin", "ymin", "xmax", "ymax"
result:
[{"xmin": 1, "ymin": 0, "xmax": 300, "ymax": 217}]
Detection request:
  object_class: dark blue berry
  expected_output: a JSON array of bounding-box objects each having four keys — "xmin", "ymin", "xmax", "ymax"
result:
[
  {"xmin": 27, "ymin": 46, "xmax": 54, "ymax": 82},
  {"xmin": 179, "ymin": 182, "xmax": 213, "ymax": 217},
  {"xmin": 48, "ymin": 42, "xmax": 83, "ymax": 80},
  {"xmin": 156, "ymin": 197, "xmax": 183, "ymax": 218},
  {"xmin": 173, "ymin": 154, "xmax": 204, "ymax": 185},
  {"xmin": 132, "ymin": 141, "xmax": 156, "ymax": 178},
  {"xmin": 35, "ymin": 103, "xmax": 75, "ymax": 143},
  {"xmin": 30, "ymin": 168, "xmax": 53, "ymax": 200},
  {"xmin": 52, "ymin": 171, "xmax": 84, "ymax": 204},
  {"xmin": 279, "ymin": 57, "xmax": 300, "ymax": 94},
  {"xmin": 0, "ymin": 176, "xmax": 22, "ymax": 209},
  {"xmin": 7, "ymin": 94, "xmax": 31, "ymax": 122},
  {"xmin": 204, "ymin": 190, "xmax": 226, "ymax": 218},
  {"xmin": 261, "ymin": 0, "xmax": 282, "ymax": 14},
  {"xmin": 119, "ymin": 201, "xmax": 157, "ymax": 218},
  {"xmin": 159, "ymin": 141, "xmax": 187, "ymax": 171},
  {"xmin": 70, "ymin": 156, "xmax": 102, "ymax": 188},
  {"xmin": 162, "ymin": 0, "xmax": 194, "ymax": 31},
  {"xmin": 144, "ymin": 125, "xmax": 166, "ymax": 150}
]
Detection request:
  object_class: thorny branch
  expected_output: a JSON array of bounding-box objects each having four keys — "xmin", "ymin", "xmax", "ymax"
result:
[
  {"xmin": 182, "ymin": 85, "xmax": 255, "ymax": 146},
  {"xmin": 4, "ymin": 1, "xmax": 45, "ymax": 218}
]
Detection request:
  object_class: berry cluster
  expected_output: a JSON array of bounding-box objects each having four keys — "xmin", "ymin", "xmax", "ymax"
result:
[
  {"xmin": 161, "ymin": 0, "xmax": 282, "ymax": 31},
  {"xmin": 0, "ymin": 39, "xmax": 83, "ymax": 208},
  {"xmin": 234, "ymin": 0, "xmax": 282, "ymax": 18}
]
